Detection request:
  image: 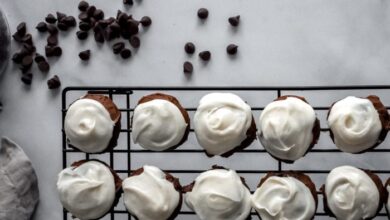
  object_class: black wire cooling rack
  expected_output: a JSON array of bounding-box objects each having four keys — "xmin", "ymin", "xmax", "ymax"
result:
[{"xmin": 62, "ymin": 86, "xmax": 390, "ymax": 220}]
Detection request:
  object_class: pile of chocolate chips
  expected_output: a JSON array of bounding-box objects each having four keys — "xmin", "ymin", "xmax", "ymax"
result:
[{"xmin": 183, "ymin": 9, "xmax": 240, "ymax": 74}]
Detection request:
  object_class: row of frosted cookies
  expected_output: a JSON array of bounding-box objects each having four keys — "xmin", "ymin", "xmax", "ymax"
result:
[
  {"xmin": 57, "ymin": 162, "xmax": 390, "ymax": 220},
  {"xmin": 64, "ymin": 92, "xmax": 389, "ymax": 162}
]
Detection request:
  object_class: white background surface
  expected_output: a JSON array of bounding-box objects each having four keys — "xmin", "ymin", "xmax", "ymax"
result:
[{"xmin": 1, "ymin": 0, "xmax": 390, "ymax": 219}]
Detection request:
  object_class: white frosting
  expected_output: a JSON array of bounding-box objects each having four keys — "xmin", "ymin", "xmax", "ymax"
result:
[
  {"xmin": 57, "ymin": 161, "xmax": 116, "ymax": 220},
  {"xmin": 132, "ymin": 99, "xmax": 187, "ymax": 151},
  {"xmin": 325, "ymin": 166, "xmax": 380, "ymax": 220},
  {"xmin": 258, "ymin": 97, "xmax": 316, "ymax": 161},
  {"xmin": 252, "ymin": 176, "xmax": 316, "ymax": 220},
  {"xmin": 122, "ymin": 165, "xmax": 180, "ymax": 220},
  {"xmin": 328, "ymin": 96, "xmax": 382, "ymax": 153},
  {"xmin": 185, "ymin": 169, "xmax": 251, "ymax": 220},
  {"xmin": 65, "ymin": 98, "xmax": 115, "ymax": 153},
  {"xmin": 194, "ymin": 93, "xmax": 253, "ymax": 155}
]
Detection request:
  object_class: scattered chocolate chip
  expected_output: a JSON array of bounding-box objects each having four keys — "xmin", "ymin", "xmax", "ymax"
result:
[
  {"xmin": 183, "ymin": 61, "xmax": 193, "ymax": 73},
  {"xmin": 184, "ymin": 42, "xmax": 195, "ymax": 54},
  {"xmin": 104, "ymin": 28, "xmax": 116, "ymax": 41},
  {"xmin": 79, "ymin": 50, "xmax": 91, "ymax": 61},
  {"xmin": 228, "ymin": 15, "xmax": 240, "ymax": 27},
  {"xmin": 199, "ymin": 51, "xmax": 211, "ymax": 61},
  {"xmin": 45, "ymin": 46, "xmax": 62, "ymax": 57},
  {"xmin": 20, "ymin": 65, "xmax": 31, "ymax": 74},
  {"xmin": 86, "ymin": 6, "xmax": 96, "ymax": 17},
  {"xmin": 47, "ymin": 34, "xmax": 58, "ymax": 46},
  {"xmin": 76, "ymin": 30, "xmax": 89, "ymax": 40},
  {"xmin": 38, "ymin": 61, "xmax": 50, "ymax": 72},
  {"xmin": 94, "ymin": 31, "xmax": 104, "ymax": 43},
  {"xmin": 110, "ymin": 22, "xmax": 121, "ymax": 32},
  {"xmin": 79, "ymin": 21, "xmax": 91, "ymax": 31},
  {"xmin": 36, "ymin": 22, "xmax": 48, "ymax": 32},
  {"xmin": 197, "ymin": 8, "xmax": 208, "ymax": 19},
  {"xmin": 57, "ymin": 22, "xmax": 68, "ymax": 31},
  {"xmin": 12, "ymin": 53, "xmax": 23, "ymax": 64},
  {"xmin": 21, "ymin": 55, "xmax": 33, "ymax": 67},
  {"xmin": 129, "ymin": 36, "xmax": 140, "ymax": 48},
  {"xmin": 12, "ymin": 33, "xmax": 23, "ymax": 42},
  {"xmin": 21, "ymin": 43, "xmax": 36, "ymax": 54},
  {"xmin": 47, "ymin": 75, "xmax": 61, "ymax": 89},
  {"xmin": 78, "ymin": 12, "xmax": 89, "ymax": 22},
  {"xmin": 16, "ymin": 22, "xmax": 27, "ymax": 36},
  {"xmin": 21, "ymin": 73, "xmax": 33, "ymax": 85},
  {"xmin": 226, "ymin": 44, "xmax": 238, "ymax": 55},
  {"xmin": 140, "ymin": 16, "xmax": 152, "ymax": 27},
  {"xmin": 47, "ymin": 24, "xmax": 58, "ymax": 35},
  {"xmin": 93, "ymin": 9, "xmax": 104, "ymax": 20},
  {"xmin": 22, "ymin": 34, "xmax": 33, "ymax": 45},
  {"xmin": 123, "ymin": 0, "xmax": 134, "ymax": 5},
  {"xmin": 124, "ymin": 19, "xmax": 139, "ymax": 37},
  {"xmin": 0, "ymin": 102, "xmax": 2, "ymax": 112},
  {"xmin": 56, "ymin": 12, "xmax": 67, "ymax": 22},
  {"xmin": 34, "ymin": 53, "xmax": 46, "ymax": 63},
  {"xmin": 45, "ymin": 13, "xmax": 57, "ymax": 24},
  {"xmin": 78, "ymin": 1, "xmax": 89, "ymax": 11},
  {"xmin": 63, "ymin": 16, "xmax": 76, "ymax": 27},
  {"xmin": 120, "ymin": 48, "xmax": 131, "ymax": 59},
  {"xmin": 112, "ymin": 42, "xmax": 125, "ymax": 54},
  {"xmin": 117, "ymin": 12, "xmax": 129, "ymax": 25}
]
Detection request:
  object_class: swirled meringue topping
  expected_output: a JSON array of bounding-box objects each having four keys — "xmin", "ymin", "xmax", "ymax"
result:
[
  {"xmin": 325, "ymin": 166, "xmax": 380, "ymax": 220},
  {"xmin": 258, "ymin": 97, "xmax": 316, "ymax": 161},
  {"xmin": 65, "ymin": 98, "xmax": 114, "ymax": 153},
  {"xmin": 122, "ymin": 165, "xmax": 181, "ymax": 220},
  {"xmin": 194, "ymin": 93, "xmax": 253, "ymax": 155},
  {"xmin": 57, "ymin": 161, "xmax": 116, "ymax": 220},
  {"xmin": 252, "ymin": 176, "xmax": 316, "ymax": 220},
  {"xmin": 185, "ymin": 168, "xmax": 251, "ymax": 220},
  {"xmin": 327, "ymin": 96, "xmax": 382, "ymax": 153},
  {"xmin": 132, "ymin": 99, "xmax": 187, "ymax": 151}
]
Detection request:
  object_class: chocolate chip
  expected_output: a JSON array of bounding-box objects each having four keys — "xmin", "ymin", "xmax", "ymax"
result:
[
  {"xmin": 226, "ymin": 44, "xmax": 238, "ymax": 55},
  {"xmin": 184, "ymin": 42, "xmax": 195, "ymax": 54},
  {"xmin": 22, "ymin": 43, "xmax": 36, "ymax": 54},
  {"xmin": 22, "ymin": 34, "xmax": 33, "ymax": 45},
  {"xmin": 112, "ymin": 42, "xmax": 125, "ymax": 54},
  {"xmin": 123, "ymin": 0, "xmax": 133, "ymax": 5},
  {"xmin": 21, "ymin": 55, "xmax": 33, "ymax": 68},
  {"xmin": 47, "ymin": 75, "xmax": 61, "ymax": 89},
  {"xmin": 94, "ymin": 31, "xmax": 104, "ymax": 43},
  {"xmin": 120, "ymin": 48, "xmax": 131, "ymax": 59},
  {"xmin": 21, "ymin": 73, "xmax": 33, "ymax": 85},
  {"xmin": 228, "ymin": 15, "xmax": 240, "ymax": 27},
  {"xmin": 12, "ymin": 33, "xmax": 23, "ymax": 42},
  {"xmin": 140, "ymin": 16, "xmax": 152, "ymax": 27},
  {"xmin": 34, "ymin": 53, "xmax": 46, "ymax": 63},
  {"xmin": 104, "ymin": 28, "xmax": 116, "ymax": 41},
  {"xmin": 183, "ymin": 61, "xmax": 193, "ymax": 73},
  {"xmin": 78, "ymin": 12, "xmax": 89, "ymax": 22},
  {"xmin": 79, "ymin": 21, "xmax": 91, "ymax": 31},
  {"xmin": 79, "ymin": 50, "xmax": 91, "ymax": 61},
  {"xmin": 45, "ymin": 46, "xmax": 62, "ymax": 57},
  {"xmin": 16, "ymin": 22, "xmax": 27, "ymax": 36},
  {"xmin": 45, "ymin": 13, "xmax": 57, "ymax": 24},
  {"xmin": 86, "ymin": 6, "xmax": 96, "ymax": 17},
  {"xmin": 63, "ymin": 16, "xmax": 76, "ymax": 27},
  {"xmin": 47, "ymin": 24, "xmax": 58, "ymax": 35},
  {"xmin": 197, "ymin": 8, "xmax": 208, "ymax": 19},
  {"xmin": 129, "ymin": 36, "xmax": 140, "ymax": 48},
  {"xmin": 199, "ymin": 51, "xmax": 211, "ymax": 61},
  {"xmin": 38, "ymin": 61, "xmax": 50, "ymax": 72},
  {"xmin": 20, "ymin": 65, "xmax": 31, "ymax": 74},
  {"xmin": 109, "ymin": 22, "xmax": 121, "ymax": 33},
  {"xmin": 117, "ymin": 12, "xmax": 129, "ymax": 26},
  {"xmin": 36, "ymin": 22, "xmax": 48, "ymax": 32},
  {"xmin": 0, "ymin": 102, "xmax": 2, "ymax": 112},
  {"xmin": 93, "ymin": 9, "xmax": 104, "ymax": 20},
  {"xmin": 56, "ymin": 12, "xmax": 67, "ymax": 22},
  {"xmin": 78, "ymin": 1, "xmax": 89, "ymax": 11},
  {"xmin": 76, "ymin": 30, "xmax": 89, "ymax": 40},
  {"xmin": 12, "ymin": 53, "xmax": 23, "ymax": 64},
  {"xmin": 47, "ymin": 34, "xmax": 58, "ymax": 46},
  {"xmin": 57, "ymin": 22, "xmax": 68, "ymax": 31}
]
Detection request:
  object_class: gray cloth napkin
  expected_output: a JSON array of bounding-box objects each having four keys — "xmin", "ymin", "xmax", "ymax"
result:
[{"xmin": 0, "ymin": 137, "xmax": 39, "ymax": 220}]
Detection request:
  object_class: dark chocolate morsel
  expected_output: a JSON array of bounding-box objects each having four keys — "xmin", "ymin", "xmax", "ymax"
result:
[
  {"xmin": 57, "ymin": 22, "xmax": 68, "ymax": 31},
  {"xmin": 78, "ymin": 1, "xmax": 89, "ymax": 11},
  {"xmin": 183, "ymin": 61, "xmax": 193, "ymax": 73},
  {"xmin": 120, "ymin": 48, "xmax": 131, "ymax": 59},
  {"xmin": 47, "ymin": 24, "xmax": 58, "ymax": 35},
  {"xmin": 38, "ymin": 61, "xmax": 50, "ymax": 72},
  {"xmin": 0, "ymin": 102, "xmax": 2, "ymax": 112},
  {"xmin": 140, "ymin": 16, "xmax": 152, "ymax": 27},
  {"xmin": 63, "ymin": 16, "xmax": 76, "ymax": 27},
  {"xmin": 93, "ymin": 9, "xmax": 104, "ymax": 20},
  {"xmin": 12, "ymin": 33, "xmax": 23, "ymax": 42},
  {"xmin": 129, "ymin": 35, "xmax": 140, "ymax": 48},
  {"xmin": 79, "ymin": 50, "xmax": 91, "ymax": 61},
  {"xmin": 12, "ymin": 53, "xmax": 23, "ymax": 64},
  {"xmin": 45, "ymin": 46, "xmax": 62, "ymax": 57},
  {"xmin": 47, "ymin": 75, "xmax": 61, "ymax": 89},
  {"xmin": 228, "ymin": 15, "xmax": 240, "ymax": 27},
  {"xmin": 112, "ymin": 42, "xmax": 125, "ymax": 54},
  {"xmin": 21, "ymin": 55, "xmax": 33, "ymax": 67},
  {"xmin": 184, "ymin": 42, "xmax": 195, "ymax": 54},
  {"xmin": 94, "ymin": 31, "xmax": 105, "ymax": 43},
  {"xmin": 56, "ymin": 12, "xmax": 67, "ymax": 22},
  {"xmin": 36, "ymin": 22, "xmax": 48, "ymax": 32},
  {"xmin": 22, "ymin": 34, "xmax": 33, "ymax": 45},
  {"xmin": 226, "ymin": 44, "xmax": 238, "ymax": 55},
  {"xmin": 21, "ymin": 43, "xmax": 36, "ymax": 54},
  {"xmin": 199, "ymin": 51, "xmax": 211, "ymax": 61},
  {"xmin": 76, "ymin": 31, "xmax": 89, "ymax": 40},
  {"xmin": 21, "ymin": 73, "xmax": 33, "ymax": 85},
  {"xmin": 47, "ymin": 34, "xmax": 58, "ymax": 46},
  {"xmin": 78, "ymin": 12, "xmax": 89, "ymax": 22},
  {"xmin": 34, "ymin": 53, "xmax": 46, "ymax": 63},
  {"xmin": 86, "ymin": 6, "xmax": 96, "ymax": 17},
  {"xmin": 123, "ymin": 0, "xmax": 134, "ymax": 5},
  {"xmin": 16, "ymin": 22, "xmax": 27, "ymax": 37},
  {"xmin": 45, "ymin": 13, "xmax": 57, "ymax": 24},
  {"xmin": 197, "ymin": 8, "xmax": 209, "ymax": 19},
  {"xmin": 79, "ymin": 21, "xmax": 91, "ymax": 31}
]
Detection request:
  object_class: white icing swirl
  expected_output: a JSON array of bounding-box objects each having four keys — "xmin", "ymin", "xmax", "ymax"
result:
[
  {"xmin": 132, "ymin": 99, "xmax": 187, "ymax": 151},
  {"xmin": 327, "ymin": 96, "xmax": 382, "ymax": 153},
  {"xmin": 194, "ymin": 93, "xmax": 253, "ymax": 155},
  {"xmin": 122, "ymin": 165, "xmax": 180, "ymax": 220},
  {"xmin": 57, "ymin": 161, "xmax": 116, "ymax": 220},
  {"xmin": 252, "ymin": 176, "xmax": 316, "ymax": 220},
  {"xmin": 185, "ymin": 169, "xmax": 251, "ymax": 220},
  {"xmin": 325, "ymin": 166, "xmax": 380, "ymax": 220},
  {"xmin": 258, "ymin": 97, "xmax": 316, "ymax": 161},
  {"xmin": 65, "ymin": 98, "xmax": 114, "ymax": 153}
]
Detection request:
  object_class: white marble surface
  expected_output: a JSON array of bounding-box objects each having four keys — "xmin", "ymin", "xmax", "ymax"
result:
[{"xmin": 1, "ymin": 0, "xmax": 390, "ymax": 219}]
